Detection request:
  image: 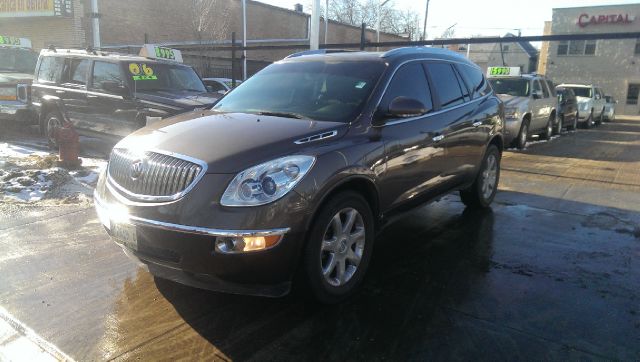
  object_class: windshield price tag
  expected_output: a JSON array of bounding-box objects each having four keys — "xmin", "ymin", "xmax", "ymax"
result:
[
  {"xmin": 139, "ymin": 44, "xmax": 183, "ymax": 63},
  {"xmin": 129, "ymin": 63, "xmax": 158, "ymax": 81},
  {"xmin": 487, "ymin": 66, "xmax": 521, "ymax": 77},
  {"xmin": 0, "ymin": 36, "xmax": 32, "ymax": 48}
]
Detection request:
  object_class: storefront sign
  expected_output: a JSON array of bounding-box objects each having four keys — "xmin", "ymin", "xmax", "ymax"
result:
[
  {"xmin": 578, "ymin": 13, "xmax": 635, "ymax": 27},
  {"xmin": 0, "ymin": 0, "xmax": 73, "ymax": 18}
]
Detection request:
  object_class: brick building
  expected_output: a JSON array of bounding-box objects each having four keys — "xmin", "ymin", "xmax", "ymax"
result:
[{"xmin": 0, "ymin": 0, "xmax": 407, "ymax": 76}]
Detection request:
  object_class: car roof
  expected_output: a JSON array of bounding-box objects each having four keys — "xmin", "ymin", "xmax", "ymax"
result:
[
  {"xmin": 281, "ymin": 47, "xmax": 481, "ymax": 70},
  {"xmin": 558, "ymin": 83, "xmax": 594, "ymax": 88},
  {"xmin": 38, "ymin": 48, "xmax": 188, "ymax": 66}
]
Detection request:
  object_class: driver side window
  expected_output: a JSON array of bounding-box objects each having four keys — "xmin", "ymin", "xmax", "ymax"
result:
[
  {"xmin": 380, "ymin": 62, "xmax": 433, "ymax": 114},
  {"xmin": 532, "ymin": 80, "xmax": 542, "ymax": 96}
]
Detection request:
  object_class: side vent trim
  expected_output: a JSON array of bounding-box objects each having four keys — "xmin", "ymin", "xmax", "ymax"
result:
[{"xmin": 294, "ymin": 130, "xmax": 338, "ymax": 145}]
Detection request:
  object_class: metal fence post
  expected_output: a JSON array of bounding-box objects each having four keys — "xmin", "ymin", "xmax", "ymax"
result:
[
  {"xmin": 360, "ymin": 23, "xmax": 366, "ymax": 50},
  {"xmin": 231, "ymin": 32, "xmax": 237, "ymax": 88}
]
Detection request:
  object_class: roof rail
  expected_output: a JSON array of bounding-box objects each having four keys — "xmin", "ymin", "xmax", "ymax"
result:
[
  {"xmin": 285, "ymin": 49, "xmax": 358, "ymax": 58},
  {"xmin": 381, "ymin": 46, "xmax": 467, "ymax": 59}
]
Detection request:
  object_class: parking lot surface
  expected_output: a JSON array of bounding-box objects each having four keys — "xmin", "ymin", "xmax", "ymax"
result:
[{"xmin": 1, "ymin": 119, "xmax": 639, "ymax": 361}]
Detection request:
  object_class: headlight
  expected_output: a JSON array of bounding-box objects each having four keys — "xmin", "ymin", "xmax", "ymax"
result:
[
  {"xmin": 579, "ymin": 102, "xmax": 590, "ymax": 111},
  {"xmin": 504, "ymin": 107, "xmax": 520, "ymax": 119},
  {"xmin": 220, "ymin": 155, "xmax": 315, "ymax": 206}
]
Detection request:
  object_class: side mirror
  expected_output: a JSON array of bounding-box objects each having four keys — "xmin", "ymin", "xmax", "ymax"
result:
[
  {"xmin": 615, "ymin": 100, "xmax": 619, "ymax": 104},
  {"xmin": 387, "ymin": 96, "xmax": 428, "ymax": 118},
  {"xmin": 532, "ymin": 90, "xmax": 543, "ymax": 99},
  {"xmin": 206, "ymin": 85, "xmax": 214, "ymax": 92},
  {"xmin": 102, "ymin": 81, "xmax": 130, "ymax": 97}
]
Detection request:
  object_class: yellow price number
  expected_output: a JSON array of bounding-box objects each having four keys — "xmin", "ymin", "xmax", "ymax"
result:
[{"xmin": 129, "ymin": 63, "xmax": 141, "ymax": 75}]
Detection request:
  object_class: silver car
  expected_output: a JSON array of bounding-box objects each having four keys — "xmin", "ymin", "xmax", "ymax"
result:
[
  {"xmin": 488, "ymin": 72, "xmax": 557, "ymax": 149},
  {"xmin": 557, "ymin": 84, "xmax": 606, "ymax": 128}
]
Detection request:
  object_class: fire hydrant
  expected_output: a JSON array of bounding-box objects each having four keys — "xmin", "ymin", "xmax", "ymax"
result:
[{"xmin": 54, "ymin": 123, "xmax": 82, "ymax": 168}]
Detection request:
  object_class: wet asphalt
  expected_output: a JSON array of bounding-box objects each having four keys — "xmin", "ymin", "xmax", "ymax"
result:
[{"xmin": 1, "ymin": 119, "xmax": 639, "ymax": 361}]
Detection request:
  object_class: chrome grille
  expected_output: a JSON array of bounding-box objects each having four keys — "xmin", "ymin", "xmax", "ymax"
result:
[{"xmin": 107, "ymin": 149, "xmax": 204, "ymax": 200}]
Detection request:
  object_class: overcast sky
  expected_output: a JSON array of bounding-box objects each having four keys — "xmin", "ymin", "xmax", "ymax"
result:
[{"xmin": 256, "ymin": 0, "xmax": 640, "ymax": 39}]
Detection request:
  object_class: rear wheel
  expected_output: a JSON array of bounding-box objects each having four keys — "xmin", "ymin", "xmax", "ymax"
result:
[
  {"xmin": 302, "ymin": 191, "xmax": 374, "ymax": 304},
  {"xmin": 460, "ymin": 145, "xmax": 501, "ymax": 209}
]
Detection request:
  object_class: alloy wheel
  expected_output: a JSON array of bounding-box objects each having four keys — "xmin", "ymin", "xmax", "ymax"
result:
[
  {"xmin": 320, "ymin": 208, "xmax": 366, "ymax": 287},
  {"xmin": 481, "ymin": 154, "xmax": 498, "ymax": 200},
  {"xmin": 47, "ymin": 116, "xmax": 62, "ymax": 146}
]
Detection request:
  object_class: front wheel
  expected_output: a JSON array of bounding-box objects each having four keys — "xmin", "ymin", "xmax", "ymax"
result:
[
  {"xmin": 567, "ymin": 111, "xmax": 578, "ymax": 131},
  {"xmin": 584, "ymin": 110, "xmax": 593, "ymax": 129},
  {"xmin": 460, "ymin": 145, "xmax": 501, "ymax": 209},
  {"xmin": 542, "ymin": 117, "xmax": 553, "ymax": 140},
  {"xmin": 302, "ymin": 191, "xmax": 375, "ymax": 304},
  {"xmin": 45, "ymin": 111, "xmax": 63, "ymax": 149},
  {"xmin": 554, "ymin": 115, "xmax": 563, "ymax": 135},
  {"xmin": 515, "ymin": 121, "xmax": 529, "ymax": 149}
]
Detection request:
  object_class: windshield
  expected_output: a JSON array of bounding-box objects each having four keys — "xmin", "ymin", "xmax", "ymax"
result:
[
  {"xmin": 0, "ymin": 48, "xmax": 38, "ymax": 73},
  {"xmin": 488, "ymin": 78, "xmax": 530, "ymax": 97},
  {"xmin": 213, "ymin": 60, "xmax": 386, "ymax": 122},
  {"xmin": 127, "ymin": 62, "xmax": 206, "ymax": 93},
  {"xmin": 566, "ymin": 87, "xmax": 592, "ymax": 98}
]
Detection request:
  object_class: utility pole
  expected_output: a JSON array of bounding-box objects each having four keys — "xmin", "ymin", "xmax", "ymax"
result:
[
  {"xmin": 376, "ymin": 0, "xmax": 391, "ymax": 51},
  {"xmin": 421, "ymin": 0, "xmax": 430, "ymax": 41},
  {"xmin": 324, "ymin": 0, "xmax": 328, "ymax": 44},
  {"xmin": 311, "ymin": 0, "xmax": 320, "ymax": 49},
  {"xmin": 242, "ymin": 0, "xmax": 247, "ymax": 80},
  {"xmin": 91, "ymin": 0, "xmax": 101, "ymax": 48}
]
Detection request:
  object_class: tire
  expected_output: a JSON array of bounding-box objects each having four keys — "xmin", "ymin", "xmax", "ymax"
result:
[
  {"xmin": 567, "ymin": 111, "xmax": 578, "ymax": 131},
  {"xmin": 515, "ymin": 119, "xmax": 529, "ymax": 149},
  {"xmin": 44, "ymin": 111, "xmax": 64, "ymax": 149},
  {"xmin": 584, "ymin": 109, "xmax": 593, "ymax": 129},
  {"xmin": 460, "ymin": 145, "xmax": 501, "ymax": 209},
  {"xmin": 596, "ymin": 109, "xmax": 603, "ymax": 126},
  {"xmin": 302, "ymin": 191, "xmax": 375, "ymax": 304},
  {"xmin": 542, "ymin": 116, "xmax": 553, "ymax": 141},
  {"xmin": 554, "ymin": 115, "xmax": 563, "ymax": 135}
]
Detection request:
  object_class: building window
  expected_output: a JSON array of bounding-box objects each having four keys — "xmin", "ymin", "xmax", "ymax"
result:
[
  {"xmin": 627, "ymin": 84, "xmax": 640, "ymax": 105},
  {"xmin": 557, "ymin": 41, "xmax": 568, "ymax": 55},
  {"xmin": 635, "ymin": 39, "xmax": 640, "ymax": 55},
  {"xmin": 557, "ymin": 40, "xmax": 596, "ymax": 56}
]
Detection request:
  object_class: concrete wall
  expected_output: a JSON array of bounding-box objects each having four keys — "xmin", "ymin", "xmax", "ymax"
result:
[{"xmin": 545, "ymin": 4, "xmax": 640, "ymax": 115}]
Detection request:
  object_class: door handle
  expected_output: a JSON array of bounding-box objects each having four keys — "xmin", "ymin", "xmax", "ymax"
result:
[
  {"xmin": 472, "ymin": 121, "xmax": 482, "ymax": 127},
  {"xmin": 432, "ymin": 134, "xmax": 445, "ymax": 142}
]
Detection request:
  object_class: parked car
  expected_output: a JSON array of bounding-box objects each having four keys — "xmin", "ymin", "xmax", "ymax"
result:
[
  {"xmin": 202, "ymin": 77, "xmax": 242, "ymax": 95},
  {"xmin": 0, "ymin": 36, "xmax": 38, "ymax": 126},
  {"xmin": 487, "ymin": 68, "xmax": 556, "ymax": 149},
  {"xmin": 603, "ymin": 95, "xmax": 617, "ymax": 121},
  {"xmin": 555, "ymin": 86, "xmax": 579, "ymax": 132},
  {"xmin": 31, "ymin": 46, "xmax": 220, "ymax": 147},
  {"xmin": 556, "ymin": 84, "xmax": 605, "ymax": 129},
  {"xmin": 94, "ymin": 47, "xmax": 504, "ymax": 303}
]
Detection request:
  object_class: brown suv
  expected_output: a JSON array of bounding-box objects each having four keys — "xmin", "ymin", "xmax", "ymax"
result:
[{"xmin": 94, "ymin": 47, "xmax": 504, "ymax": 303}]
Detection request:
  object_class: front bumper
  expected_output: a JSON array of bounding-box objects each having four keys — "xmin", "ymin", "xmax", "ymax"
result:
[
  {"xmin": 0, "ymin": 101, "xmax": 35, "ymax": 122},
  {"xmin": 94, "ymin": 174, "xmax": 312, "ymax": 297}
]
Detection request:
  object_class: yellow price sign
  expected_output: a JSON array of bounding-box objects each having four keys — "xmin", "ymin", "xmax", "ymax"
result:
[
  {"xmin": 142, "ymin": 64, "xmax": 154, "ymax": 76},
  {"xmin": 129, "ymin": 63, "xmax": 141, "ymax": 75}
]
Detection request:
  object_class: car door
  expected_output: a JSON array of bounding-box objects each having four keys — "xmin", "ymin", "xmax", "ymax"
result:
[
  {"xmin": 375, "ymin": 61, "xmax": 449, "ymax": 213},
  {"xmin": 530, "ymin": 79, "xmax": 547, "ymax": 131},
  {"xmin": 426, "ymin": 61, "xmax": 486, "ymax": 184},
  {"xmin": 539, "ymin": 78, "xmax": 555, "ymax": 122},
  {"xmin": 87, "ymin": 60, "xmax": 139, "ymax": 138},
  {"xmin": 60, "ymin": 58, "xmax": 91, "ymax": 131}
]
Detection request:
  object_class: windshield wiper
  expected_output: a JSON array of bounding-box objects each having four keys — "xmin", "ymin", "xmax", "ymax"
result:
[{"xmin": 254, "ymin": 111, "xmax": 308, "ymax": 120}]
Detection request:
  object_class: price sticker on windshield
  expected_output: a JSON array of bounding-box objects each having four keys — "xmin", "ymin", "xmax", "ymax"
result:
[
  {"xmin": 129, "ymin": 63, "xmax": 157, "ymax": 80},
  {"xmin": 0, "ymin": 36, "xmax": 31, "ymax": 48},
  {"xmin": 487, "ymin": 66, "xmax": 521, "ymax": 77}
]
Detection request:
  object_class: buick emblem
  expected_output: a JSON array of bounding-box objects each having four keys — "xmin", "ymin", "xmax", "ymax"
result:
[{"xmin": 130, "ymin": 159, "xmax": 145, "ymax": 180}]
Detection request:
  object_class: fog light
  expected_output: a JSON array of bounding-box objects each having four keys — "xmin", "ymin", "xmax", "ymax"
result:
[{"xmin": 215, "ymin": 235, "xmax": 282, "ymax": 253}]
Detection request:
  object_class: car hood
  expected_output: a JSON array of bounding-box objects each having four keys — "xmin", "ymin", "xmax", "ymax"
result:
[
  {"xmin": 134, "ymin": 90, "xmax": 220, "ymax": 113},
  {"xmin": 0, "ymin": 72, "xmax": 33, "ymax": 85},
  {"xmin": 115, "ymin": 111, "xmax": 349, "ymax": 173},
  {"xmin": 496, "ymin": 94, "xmax": 529, "ymax": 109}
]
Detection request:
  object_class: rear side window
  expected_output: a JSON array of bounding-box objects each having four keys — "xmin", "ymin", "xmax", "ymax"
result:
[
  {"xmin": 456, "ymin": 64, "xmax": 490, "ymax": 98},
  {"xmin": 37, "ymin": 56, "xmax": 65, "ymax": 83},
  {"xmin": 91, "ymin": 61, "xmax": 124, "ymax": 91},
  {"xmin": 426, "ymin": 62, "xmax": 465, "ymax": 109},
  {"xmin": 380, "ymin": 62, "xmax": 433, "ymax": 112},
  {"xmin": 69, "ymin": 59, "xmax": 90, "ymax": 85}
]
